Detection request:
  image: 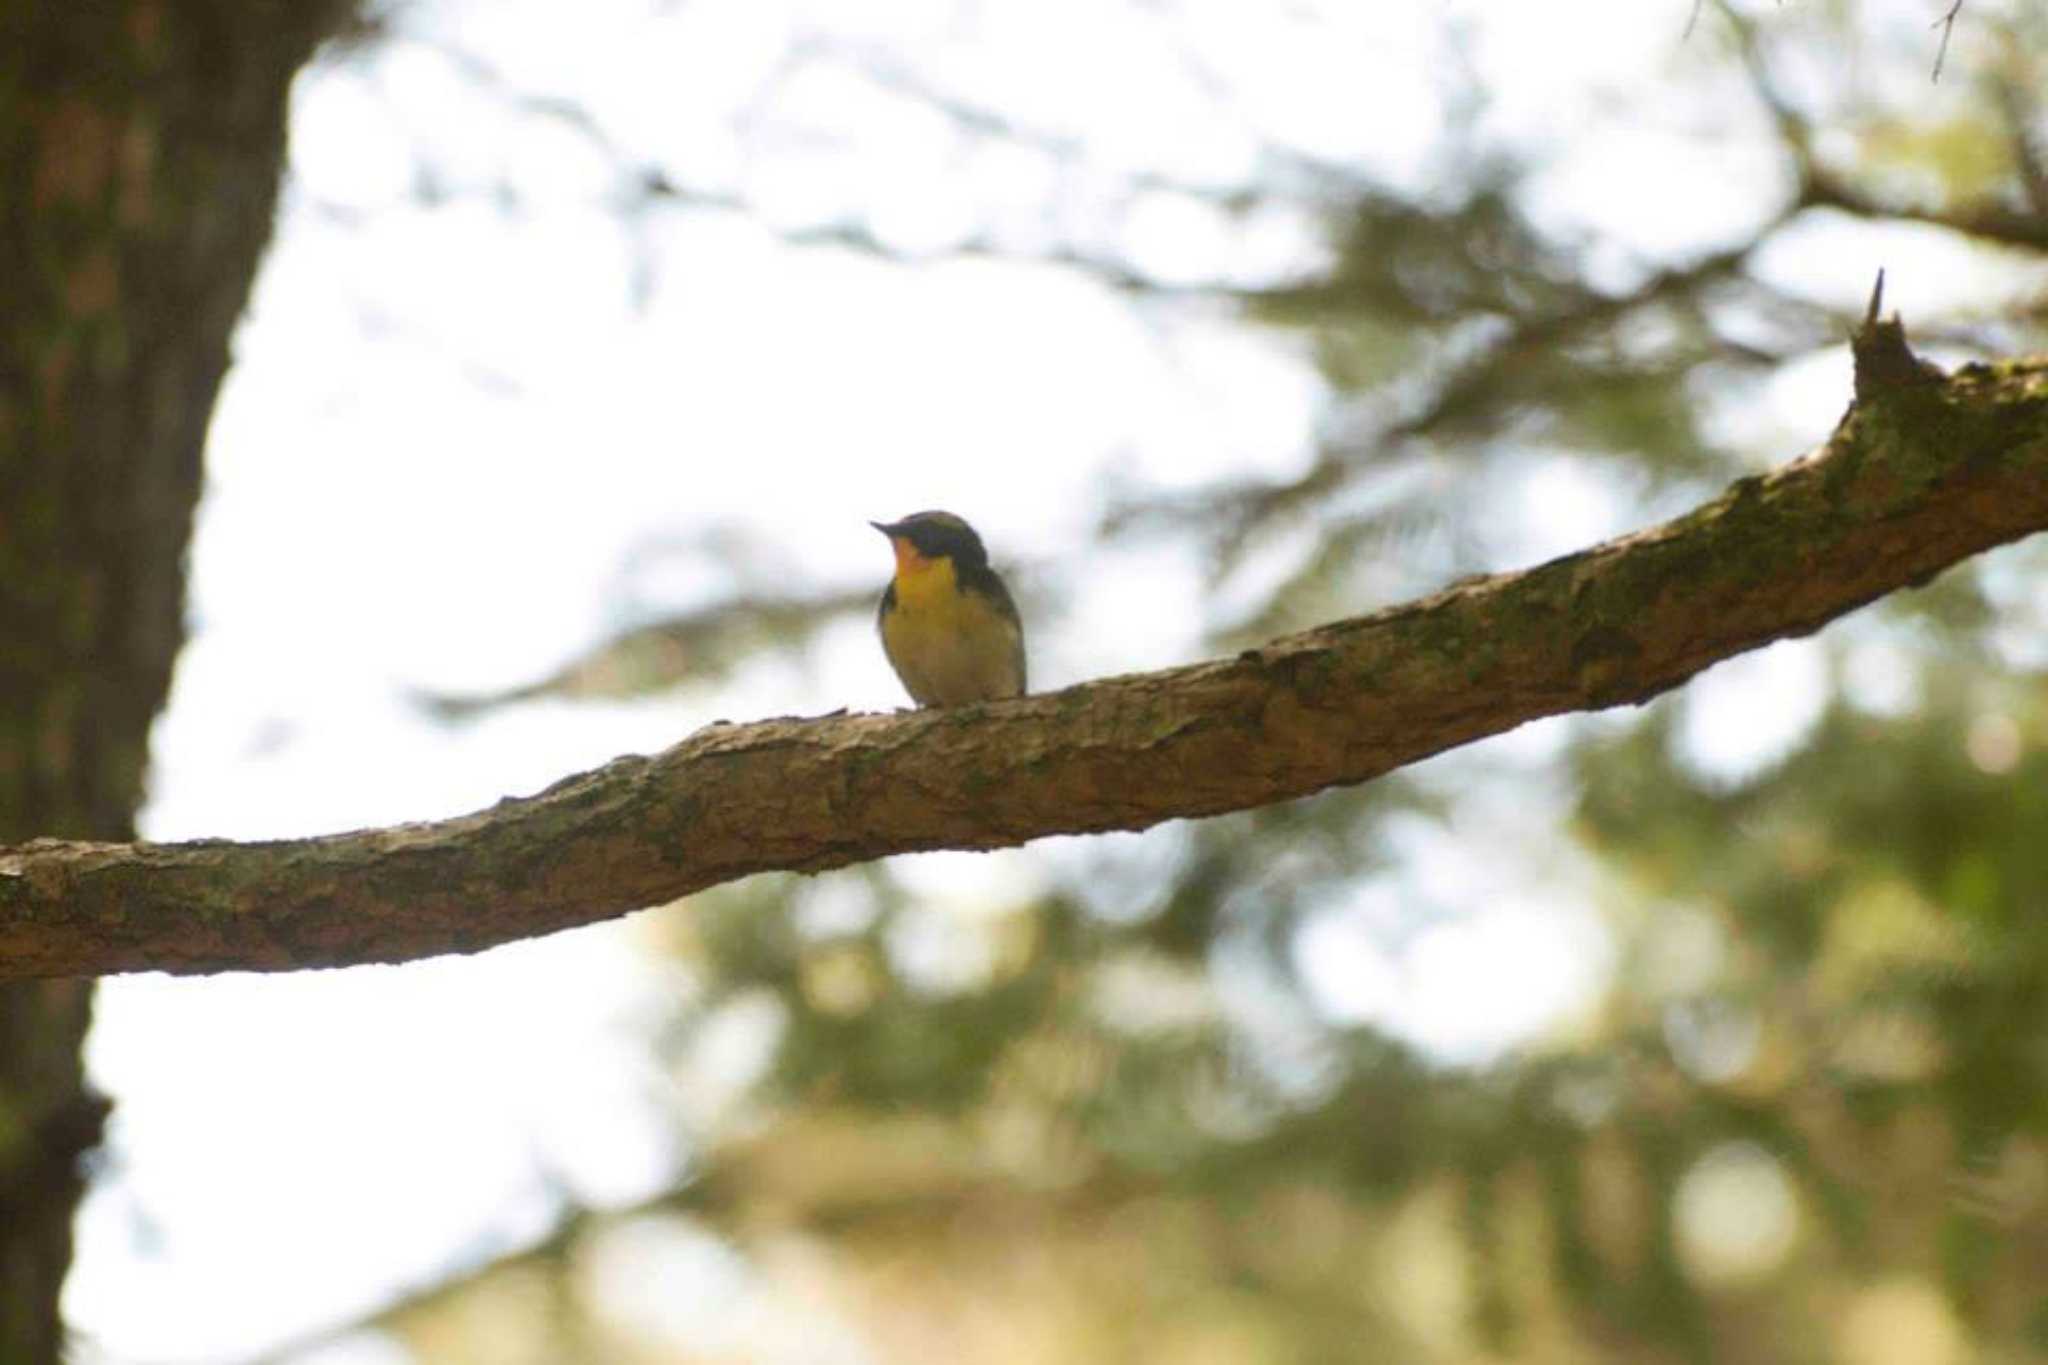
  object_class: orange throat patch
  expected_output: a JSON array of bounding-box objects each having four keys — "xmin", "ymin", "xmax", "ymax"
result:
[{"xmin": 888, "ymin": 539, "xmax": 955, "ymax": 606}]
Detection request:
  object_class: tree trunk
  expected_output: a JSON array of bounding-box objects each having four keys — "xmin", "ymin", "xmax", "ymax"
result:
[{"xmin": 0, "ymin": 2, "xmax": 352, "ymax": 1354}]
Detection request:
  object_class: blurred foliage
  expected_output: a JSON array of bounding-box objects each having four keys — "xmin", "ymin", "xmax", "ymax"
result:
[{"xmin": 320, "ymin": 2, "xmax": 2048, "ymax": 1363}]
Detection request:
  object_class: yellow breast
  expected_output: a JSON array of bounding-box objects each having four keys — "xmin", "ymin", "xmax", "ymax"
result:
[{"xmin": 881, "ymin": 557, "xmax": 1024, "ymax": 707}]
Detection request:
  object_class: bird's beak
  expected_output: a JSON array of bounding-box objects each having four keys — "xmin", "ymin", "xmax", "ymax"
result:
[{"xmin": 872, "ymin": 520, "xmax": 923, "ymax": 573}]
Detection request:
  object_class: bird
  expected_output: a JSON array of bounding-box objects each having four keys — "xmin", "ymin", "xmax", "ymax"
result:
[{"xmin": 871, "ymin": 511, "xmax": 1026, "ymax": 708}]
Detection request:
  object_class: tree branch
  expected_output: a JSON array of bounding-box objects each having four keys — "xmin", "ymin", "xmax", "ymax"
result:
[
  {"xmin": 1933, "ymin": 1, "xmax": 1966, "ymax": 83},
  {"xmin": 1805, "ymin": 168, "xmax": 2048, "ymax": 253},
  {"xmin": 6, "ymin": 326, "xmax": 2048, "ymax": 978}
]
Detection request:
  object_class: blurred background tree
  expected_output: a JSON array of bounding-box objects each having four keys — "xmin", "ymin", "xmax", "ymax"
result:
[
  {"xmin": 25, "ymin": 1, "xmax": 2048, "ymax": 1363},
  {"xmin": 0, "ymin": 2, "xmax": 360, "ymax": 1358}
]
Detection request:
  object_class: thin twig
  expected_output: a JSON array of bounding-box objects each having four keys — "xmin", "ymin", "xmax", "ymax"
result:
[{"xmin": 1933, "ymin": 0, "xmax": 1965, "ymax": 83}]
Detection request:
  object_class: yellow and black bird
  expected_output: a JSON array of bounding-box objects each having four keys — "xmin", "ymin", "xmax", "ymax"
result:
[{"xmin": 872, "ymin": 511, "xmax": 1026, "ymax": 707}]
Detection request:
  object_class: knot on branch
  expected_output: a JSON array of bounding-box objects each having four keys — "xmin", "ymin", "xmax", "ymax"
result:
[{"xmin": 1852, "ymin": 269, "xmax": 1945, "ymax": 402}]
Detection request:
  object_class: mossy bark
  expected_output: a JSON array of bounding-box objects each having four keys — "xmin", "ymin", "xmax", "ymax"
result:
[
  {"xmin": 0, "ymin": 341, "xmax": 2043, "ymax": 981},
  {"xmin": 0, "ymin": 2, "xmax": 351, "ymax": 1355}
]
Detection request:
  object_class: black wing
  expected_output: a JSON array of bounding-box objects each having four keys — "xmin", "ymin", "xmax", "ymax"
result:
[{"xmin": 960, "ymin": 562, "xmax": 1026, "ymax": 694}]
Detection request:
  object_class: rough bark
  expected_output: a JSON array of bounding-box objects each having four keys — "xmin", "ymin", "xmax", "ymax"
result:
[
  {"xmin": 2, "ymin": 320, "xmax": 2043, "ymax": 982},
  {"xmin": 0, "ymin": 1, "xmax": 353, "ymax": 1355}
]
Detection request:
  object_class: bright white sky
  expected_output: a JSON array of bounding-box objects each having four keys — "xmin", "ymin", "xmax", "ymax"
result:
[{"xmin": 55, "ymin": 1, "xmax": 2023, "ymax": 1360}]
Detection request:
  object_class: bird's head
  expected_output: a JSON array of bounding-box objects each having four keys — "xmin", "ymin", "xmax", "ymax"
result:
[{"xmin": 871, "ymin": 511, "xmax": 990, "ymax": 577}]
